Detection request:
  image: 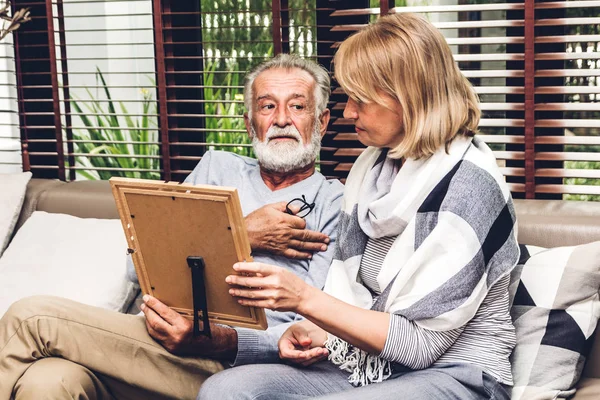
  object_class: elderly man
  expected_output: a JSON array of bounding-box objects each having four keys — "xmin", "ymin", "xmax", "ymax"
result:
[{"xmin": 0, "ymin": 54, "xmax": 343, "ymax": 400}]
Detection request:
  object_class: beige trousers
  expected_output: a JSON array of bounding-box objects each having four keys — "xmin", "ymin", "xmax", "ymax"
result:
[{"xmin": 0, "ymin": 296, "xmax": 225, "ymax": 400}]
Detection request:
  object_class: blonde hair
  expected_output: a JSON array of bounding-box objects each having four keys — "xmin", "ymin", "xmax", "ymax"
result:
[{"xmin": 334, "ymin": 13, "xmax": 480, "ymax": 159}]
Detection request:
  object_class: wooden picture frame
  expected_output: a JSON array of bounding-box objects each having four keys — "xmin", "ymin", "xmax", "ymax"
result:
[{"xmin": 110, "ymin": 177, "xmax": 267, "ymax": 331}]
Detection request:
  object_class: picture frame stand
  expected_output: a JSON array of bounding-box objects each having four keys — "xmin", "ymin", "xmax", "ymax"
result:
[{"xmin": 187, "ymin": 256, "xmax": 211, "ymax": 338}]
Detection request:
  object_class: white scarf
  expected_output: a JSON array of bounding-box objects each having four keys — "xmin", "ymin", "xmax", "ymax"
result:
[{"xmin": 323, "ymin": 136, "xmax": 519, "ymax": 386}]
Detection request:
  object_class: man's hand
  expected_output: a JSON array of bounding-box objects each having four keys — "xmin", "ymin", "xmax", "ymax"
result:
[
  {"xmin": 245, "ymin": 202, "xmax": 330, "ymax": 260},
  {"xmin": 278, "ymin": 321, "xmax": 328, "ymax": 367},
  {"xmin": 140, "ymin": 295, "xmax": 238, "ymax": 361}
]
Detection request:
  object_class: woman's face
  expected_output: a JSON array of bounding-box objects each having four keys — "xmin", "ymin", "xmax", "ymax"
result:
[{"xmin": 343, "ymin": 95, "xmax": 404, "ymax": 149}]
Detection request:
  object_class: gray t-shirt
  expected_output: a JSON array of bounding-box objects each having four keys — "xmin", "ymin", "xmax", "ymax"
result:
[{"xmin": 127, "ymin": 150, "xmax": 343, "ymax": 365}]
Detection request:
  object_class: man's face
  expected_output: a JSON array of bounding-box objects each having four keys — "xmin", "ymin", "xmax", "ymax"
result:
[{"xmin": 245, "ymin": 67, "xmax": 328, "ymax": 173}]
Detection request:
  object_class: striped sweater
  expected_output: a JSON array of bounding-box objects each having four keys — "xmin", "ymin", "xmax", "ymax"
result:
[{"xmin": 360, "ymin": 236, "xmax": 516, "ymax": 385}]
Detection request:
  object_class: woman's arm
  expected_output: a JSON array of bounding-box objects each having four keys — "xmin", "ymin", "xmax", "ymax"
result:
[{"xmin": 227, "ymin": 262, "xmax": 390, "ymax": 354}]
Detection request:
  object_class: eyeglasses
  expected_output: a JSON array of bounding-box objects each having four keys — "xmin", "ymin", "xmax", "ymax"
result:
[{"xmin": 285, "ymin": 194, "xmax": 315, "ymax": 218}]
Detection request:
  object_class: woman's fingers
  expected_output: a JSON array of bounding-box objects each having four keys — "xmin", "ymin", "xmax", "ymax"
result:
[
  {"xmin": 281, "ymin": 248, "xmax": 313, "ymax": 260},
  {"xmin": 227, "ymin": 263, "xmax": 306, "ymax": 311},
  {"xmin": 232, "ymin": 262, "xmax": 277, "ymax": 275},
  {"xmin": 226, "ymin": 275, "xmax": 268, "ymax": 288},
  {"xmin": 229, "ymin": 289, "xmax": 280, "ymax": 308}
]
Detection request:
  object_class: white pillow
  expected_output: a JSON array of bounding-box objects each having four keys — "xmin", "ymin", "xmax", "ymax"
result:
[
  {"xmin": 0, "ymin": 171, "xmax": 32, "ymax": 256},
  {"xmin": 0, "ymin": 211, "xmax": 137, "ymax": 316},
  {"xmin": 510, "ymin": 242, "xmax": 600, "ymax": 400}
]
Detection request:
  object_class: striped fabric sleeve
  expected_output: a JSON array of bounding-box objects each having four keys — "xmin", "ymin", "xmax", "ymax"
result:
[{"xmin": 379, "ymin": 315, "xmax": 465, "ymax": 370}]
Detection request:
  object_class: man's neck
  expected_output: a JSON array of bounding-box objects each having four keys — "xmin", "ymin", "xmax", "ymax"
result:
[{"xmin": 259, "ymin": 163, "xmax": 316, "ymax": 191}]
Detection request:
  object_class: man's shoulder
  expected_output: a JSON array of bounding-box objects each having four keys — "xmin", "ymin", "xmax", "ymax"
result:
[
  {"xmin": 321, "ymin": 176, "xmax": 344, "ymax": 198},
  {"xmin": 185, "ymin": 150, "xmax": 259, "ymax": 186},
  {"xmin": 311, "ymin": 173, "xmax": 344, "ymax": 204}
]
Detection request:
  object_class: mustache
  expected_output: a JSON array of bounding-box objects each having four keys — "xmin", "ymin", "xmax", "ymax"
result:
[{"xmin": 265, "ymin": 126, "xmax": 302, "ymax": 142}]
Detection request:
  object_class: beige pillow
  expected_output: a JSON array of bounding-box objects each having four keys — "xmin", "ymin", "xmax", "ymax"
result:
[{"xmin": 0, "ymin": 171, "xmax": 31, "ymax": 256}]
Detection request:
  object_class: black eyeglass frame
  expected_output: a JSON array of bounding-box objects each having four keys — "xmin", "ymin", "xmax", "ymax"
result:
[{"xmin": 285, "ymin": 194, "xmax": 315, "ymax": 218}]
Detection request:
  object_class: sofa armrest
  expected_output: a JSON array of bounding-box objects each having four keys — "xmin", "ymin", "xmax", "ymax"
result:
[
  {"xmin": 14, "ymin": 179, "xmax": 119, "ymax": 235},
  {"xmin": 574, "ymin": 378, "xmax": 600, "ymax": 399},
  {"xmin": 583, "ymin": 331, "xmax": 600, "ymax": 380},
  {"xmin": 514, "ymin": 199, "xmax": 600, "ymax": 247},
  {"xmin": 14, "ymin": 179, "xmax": 65, "ymax": 233},
  {"xmin": 35, "ymin": 180, "xmax": 118, "ymax": 219}
]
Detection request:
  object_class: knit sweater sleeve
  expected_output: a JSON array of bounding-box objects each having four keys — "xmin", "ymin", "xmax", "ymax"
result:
[{"xmin": 379, "ymin": 315, "xmax": 464, "ymax": 369}]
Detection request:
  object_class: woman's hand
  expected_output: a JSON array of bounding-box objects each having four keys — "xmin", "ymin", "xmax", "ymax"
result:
[
  {"xmin": 278, "ymin": 321, "xmax": 329, "ymax": 367},
  {"xmin": 226, "ymin": 262, "xmax": 312, "ymax": 313}
]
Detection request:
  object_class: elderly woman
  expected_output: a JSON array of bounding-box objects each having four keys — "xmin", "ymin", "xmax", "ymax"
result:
[{"xmin": 199, "ymin": 13, "xmax": 519, "ymax": 400}]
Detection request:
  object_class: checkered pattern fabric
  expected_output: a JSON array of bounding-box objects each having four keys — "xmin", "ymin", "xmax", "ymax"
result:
[
  {"xmin": 509, "ymin": 241, "xmax": 600, "ymax": 400},
  {"xmin": 324, "ymin": 137, "xmax": 519, "ymax": 386}
]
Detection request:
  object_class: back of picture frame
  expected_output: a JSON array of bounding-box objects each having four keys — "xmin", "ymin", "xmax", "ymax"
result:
[{"xmin": 110, "ymin": 177, "xmax": 267, "ymax": 331}]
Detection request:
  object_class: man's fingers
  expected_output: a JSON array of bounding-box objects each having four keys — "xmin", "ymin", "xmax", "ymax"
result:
[
  {"xmin": 296, "ymin": 334, "xmax": 312, "ymax": 347},
  {"xmin": 140, "ymin": 302, "xmax": 171, "ymax": 337},
  {"xmin": 288, "ymin": 239, "xmax": 327, "ymax": 253},
  {"xmin": 283, "ymin": 213, "xmax": 307, "ymax": 229},
  {"xmin": 142, "ymin": 295, "xmax": 181, "ymax": 325},
  {"xmin": 279, "ymin": 339, "xmax": 309, "ymax": 360},
  {"xmin": 291, "ymin": 229, "xmax": 329, "ymax": 245},
  {"xmin": 144, "ymin": 318, "xmax": 165, "ymax": 341},
  {"xmin": 285, "ymin": 203, "xmax": 306, "ymax": 217},
  {"xmin": 299, "ymin": 353, "xmax": 329, "ymax": 367},
  {"xmin": 298, "ymin": 348, "xmax": 329, "ymax": 366},
  {"xmin": 282, "ymin": 248, "xmax": 313, "ymax": 260},
  {"xmin": 279, "ymin": 337, "xmax": 297, "ymax": 354},
  {"xmin": 270, "ymin": 201, "xmax": 289, "ymax": 212}
]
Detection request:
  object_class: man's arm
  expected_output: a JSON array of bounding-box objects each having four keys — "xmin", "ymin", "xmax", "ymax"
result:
[
  {"xmin": 232, "ymin": 190, "xmax": 343, "ymax": 366},
  {"xmin": 140, "ymin": 293, "xmax": 293, "ymax": 365},
  {"xmin": 140, "ymin": 295, "xmax": 238, "ymax": 361},
  {"xmin": 141, "ymin": 189, "xmax": 342, "ymax": 365},
  {"xmin": 186, "ymin": 151, "xmax": 330, "ymax": 260},
  {"xmin": 245, "ymin": 202, "xmax": 330, "ymax": 259}
]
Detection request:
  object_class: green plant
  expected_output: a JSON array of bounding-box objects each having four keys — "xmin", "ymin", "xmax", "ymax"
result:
[
  {"xmin": 199, "ymin": 0, "xmax": 281, "ymax": 158},
  {"xmin": 68, "ymin": 67, "xmax": 160, "ymax": 180},
  {"xmin": 203, "ymin": 60, "xmax": 254, "ymax": 157},
  {"xmin": 564, "ymin": 160, "xmax": 600, "ymax": 201}
]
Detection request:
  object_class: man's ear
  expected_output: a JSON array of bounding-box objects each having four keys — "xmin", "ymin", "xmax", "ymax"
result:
[
  {"xmin": 318, "ymin": 109, "xmax": 330, "ymax": 137},
  {"xmin": 244, "ymin": 112, "xmax": 252, "ymax": 139}
]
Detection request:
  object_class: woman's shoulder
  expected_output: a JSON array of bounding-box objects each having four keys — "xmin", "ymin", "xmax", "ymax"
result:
[{"xmin": 435, "ymin": 140, "xmax": 513, "ymax": 217}]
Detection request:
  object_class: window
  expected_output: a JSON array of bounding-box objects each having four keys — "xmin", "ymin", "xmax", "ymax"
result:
[
  {"xmin": 320, "ymin": 0, "xmax": 600, "ymax": 199},
  {"xmin": 13, "ymin": 0, "xmax": 600, "ymax": 200}
]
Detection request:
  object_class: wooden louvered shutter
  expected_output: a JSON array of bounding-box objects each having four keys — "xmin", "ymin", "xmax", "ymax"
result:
[
  {"xmin": 154, "ymin": 0, "xmax": 319, "ymax": 182},
  {"xmin": 319, "ymin": 1, "xmax": 600, "ymax": 200}
]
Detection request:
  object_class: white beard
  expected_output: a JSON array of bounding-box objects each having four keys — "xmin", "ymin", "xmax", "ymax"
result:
[{"xmin": 251, "ymin": 123, "xmax": 321, "ymax": 173}]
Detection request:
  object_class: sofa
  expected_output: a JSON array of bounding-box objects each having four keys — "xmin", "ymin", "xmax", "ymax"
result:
[{"xmin": 4, "ymin": 178, "xmax": 600, "ymax": 399}]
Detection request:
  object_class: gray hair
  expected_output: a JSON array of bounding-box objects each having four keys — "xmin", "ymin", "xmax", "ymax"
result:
[{"xmin": 243, "ymin": 54, "xmax": 331, "ymax": 120}]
